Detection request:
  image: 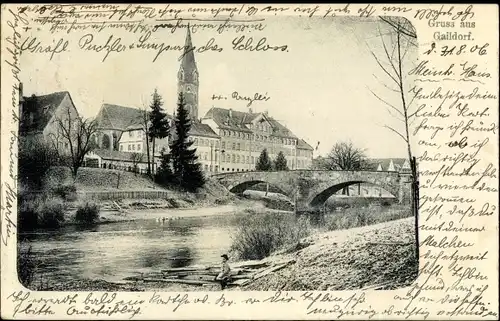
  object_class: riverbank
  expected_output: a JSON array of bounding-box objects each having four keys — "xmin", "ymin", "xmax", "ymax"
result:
[{"xmin": 26, "ymin": 217, "xmax": 417, "ymax": 292}]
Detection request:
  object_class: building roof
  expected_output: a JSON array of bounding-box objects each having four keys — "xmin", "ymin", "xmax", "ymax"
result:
[
  {"xmin": 203, "ymin": 107, "xmax": 298, "ymax": 138},
  {"xmin": 297, "ymin": 138, "xmax": 314, "ymax": 151},
  {"xmin": 21, "ymin": 91, "xmax": 71, "ymax": 133},
  {"xmin": 97, "ymin": 103, "xmax": 144, "ymax": 131},
  {"xmin": 190, "ymin": 122, "xmax": 219, "ymax": 138},
  {"xmin": 369, "ymin": 158, "xmax": 409, "ymax": 171},
  {"xmin": 92, "ymin": 148, "xmax": 147, "ymax": 162},
  {"xmin": 179, "ymin": 25, "xmax": 198, "ymax": 82}
]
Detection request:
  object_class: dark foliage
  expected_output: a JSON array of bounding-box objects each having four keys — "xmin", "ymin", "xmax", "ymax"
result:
[
  {"xmin": 256, "ymin": 149, "xmax": 272, "ymax": 171},
  {"xmin": 18, "ymin": 138, "xmax": 58, "ymax": 189},
  {"xmin": 273, "ymin": 151, "xmax": 289, "ymax": 171},
  {"xmin": 75, "ymin": 202, "xmax": 100, "ymax": 225},
  {"xmin": 169, "ymin": 93, "xmax": 205, "ymax": 192}
]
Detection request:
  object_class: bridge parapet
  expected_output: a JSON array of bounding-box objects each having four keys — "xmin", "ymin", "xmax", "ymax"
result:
[{"xmin": 215, "ymin": 170, "xmax": 411, "ymax": 210}]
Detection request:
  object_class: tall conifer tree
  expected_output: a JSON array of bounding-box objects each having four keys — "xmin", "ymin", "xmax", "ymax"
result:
[{"xmin": 170, "ymin": 93, "xmax": 205, "ymax": 191}]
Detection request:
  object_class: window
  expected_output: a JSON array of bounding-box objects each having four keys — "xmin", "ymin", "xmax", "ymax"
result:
[
  {"xmin": 129, "ymin": 131, "xmax": 133, "ymax": 137},
  {"xmin": 232, "ymin": 154, "xmax": 236, "ymax": 163},
  {"xmin": 137, "ymin": 131, "xmax": 142, "ymax": 138},
  {"xmin": 237, "ymin": 143, "xmax": 240, "ymax": 150},
  {"xmin": 128, "ymin": 145, "xmax": 131, "ymax": 151},
  {"xmin": 194, "ymin": 138, "xmax": 198, "ymax": 145},
  {"xmin": 205, "ymin": 164, "xmax": 208, "ymax": 171},
  {"xmin": 246, "ymin": 156, "xmax": 249, "ymax": 164},
  {"xmin": 237, "ymin": 155, "xmax": 240, "ymax": 163},
  {"xmin": 204, "ymin": 153, "xmax": 208, "ymax": 160},
  {"xmin": 120, "ymin": 145, "xmax": 123, "ymax": 151},
  {"xmin": 222, "ymin": 141, "xmax": 225, "ymax": 149},
  {"xmin": 137, "ymin": 144, "xmax": 141, "ymax": 151},
  {"xmin": 232, "ymin": 143, "xmax": 236, "ymax": 150},
  {"xmin": 192, "ymin": 70, "xmax": 198, "ymax": 81},
  {"xmin": 227, "ymin": 154, "xmax": 231, "ymax": 162},
  {"xmin": 179, "ymin": 69, "xmax": 184, "ymax": 80},
  {"xmin": 215, "ymin": 153, "xmax": 218, "ymax": 162}
]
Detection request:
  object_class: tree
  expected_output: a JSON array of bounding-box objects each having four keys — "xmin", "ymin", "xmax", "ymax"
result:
[
  {"xmin": 323, "ymin": 141, "xmax": 369, "ymax": 171},
  {"xmin": 170, "ymin": 93, "xmax": 205, "ymax": 191},
  {"xmin": 273, "ymin": 151, "xmax": 289, "ymax": 171},
  {"xmin": 256, "ymin": 149, "xmax": 272, "ymax": 171},
  {"xmin": 155, "ymin": 151, "xmax": 174, "ymax": 186},
  {"xmin": 368, "ymin": 17, "xmax": 419, "ymax": 253},
  {"xmin": 130, "ymin": 152, "xmax": 144, "ymax": 176},
  {"xmin": 18, "ymin": 137, "xmax": 58, "ymax": 189},
  {"xmin": 318, "ymin": 141, "xmax": 369, "ymax": 195},
  {"xmin": 51, "ymin": 106, "xmax": 99, "ymax": 180},
  {"xmin": 148, "ymin": 89, "xmax": 170, "ymax": 177}
]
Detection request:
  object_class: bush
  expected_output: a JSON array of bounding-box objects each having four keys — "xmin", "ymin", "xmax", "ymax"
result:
[
  {"xmin": 38, "ymin": 199, "xmax": 65, "ymax": 228},
  {"xmin": 18, "ymin": 196, "xmax": 65, "ymax": 230},
  {"xmin": 230, "ymin": 212, "xmax": 311, "ymax": 260},
  {"xmin": 75, "ymin": 202, "xmax": 100, "ymax": 225},
  {"xmin": 51, "ymin": 184, "xmax": 77, "ymax": 201},
  {"xmin": 18, "ymin": 196, "xmax": 42, "ymax": 231}
]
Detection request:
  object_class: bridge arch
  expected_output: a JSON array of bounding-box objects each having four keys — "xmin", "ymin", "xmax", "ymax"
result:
[
  {"xmin": 229, "ymin": 180, "xmax": 289, "ymax": 197},
  {"xmin": 308, "ymin": 180, "xmax": 397, "ymax": 208}
]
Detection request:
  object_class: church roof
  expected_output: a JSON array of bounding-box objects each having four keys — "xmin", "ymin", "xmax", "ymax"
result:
[
  {"xmin": 21, "ymin": 91, "xmax": 73, "ymax": 133},
  {"xmin": 96, "ymin": 103, "xmax": 144, "ymax": 131},
  {"xmin": 179, "ymin": 25, "xmax": 198, "ymax": 81}
]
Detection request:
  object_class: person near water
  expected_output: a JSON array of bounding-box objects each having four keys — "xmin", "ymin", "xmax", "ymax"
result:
[{"xmin": 215, "ymin": 254, "xmax": 231, "ymax": 289}]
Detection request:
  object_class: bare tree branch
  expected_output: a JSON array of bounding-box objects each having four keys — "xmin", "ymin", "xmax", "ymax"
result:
[
  {"xmin": 384, "ymin": 125, "xmax": 408, "ymax": 143},
  {"xmin": 378, "ymin": 26, "xmax": 400, "ymax": 79},
  {"xmin": 369, "ymin": 50, "xmax": 401, "ymax": 87},
  {"xmin": 368, "ymin": 87, "xmax": 405, "ymax": 118}
]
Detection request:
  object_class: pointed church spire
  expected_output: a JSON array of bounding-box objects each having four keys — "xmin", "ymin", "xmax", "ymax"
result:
[{"xmin": 181, "ymin": 23, "xmax": 197, "ymax": 74}]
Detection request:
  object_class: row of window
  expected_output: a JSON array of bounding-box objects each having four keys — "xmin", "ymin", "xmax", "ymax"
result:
[
  {"xmin": 120, "ymin": 143, "xmax": 142, "ymax": 152},
  {"xmin": 192, "ymin": 138, "xmax": 219, "ymax": 147},
  {"xmin": 221, "ymin": 154, "xmax": 256, "ymax": 165},
  {"xmin": 220, "ymin": 129, "xmax": 297, "ymax": 145}
]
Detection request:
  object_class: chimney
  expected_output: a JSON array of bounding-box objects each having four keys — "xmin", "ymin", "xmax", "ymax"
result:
[
  {"xmin": 264, "ymin": 110, "xmax": 268, "ymax": 116},
  {"xmin": 248, "ymin": 107, "xmax": 253, "ymax": 114},
  {"xmin": 229, "ymin": 108, "xmax": 233, "ymax": 118}
]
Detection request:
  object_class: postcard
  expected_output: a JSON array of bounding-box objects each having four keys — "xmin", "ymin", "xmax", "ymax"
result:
[{"xmin": 1, "ymin": 3, "xmax": 498, "ymax": 320}]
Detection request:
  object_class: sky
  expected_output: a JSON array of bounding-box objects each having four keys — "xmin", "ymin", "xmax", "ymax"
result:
[{"xmin": 20, "ymin": 15, "xmax": 418, "ymax": 158}]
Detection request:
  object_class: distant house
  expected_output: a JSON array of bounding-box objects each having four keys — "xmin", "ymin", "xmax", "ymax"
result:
[
  {"xmin": 370, "ymin": 158, "xmax": 411, "ymax": 173},
  {"xmin": 18, "ymin": 83, "xmax": 81, "ymax": 155}
]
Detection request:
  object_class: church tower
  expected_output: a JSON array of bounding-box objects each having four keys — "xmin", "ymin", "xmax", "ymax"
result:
[{"xmin": 178, "ymin": 25, "xmax": 199, "ymax": 122}]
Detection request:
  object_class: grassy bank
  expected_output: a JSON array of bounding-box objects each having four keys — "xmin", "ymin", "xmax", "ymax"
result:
[{"xmin": 18, "ymin": 166, "xmax": 237, "ymax": 230}]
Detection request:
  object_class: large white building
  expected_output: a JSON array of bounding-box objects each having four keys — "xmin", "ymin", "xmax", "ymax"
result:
[{"xmin": 93, "ymin": 26, "xmax": 314, "ymax": 175}]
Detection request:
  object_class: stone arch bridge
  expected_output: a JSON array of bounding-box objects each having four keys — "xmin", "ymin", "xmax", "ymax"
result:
[{"xmin": 213, "ymin": 170, "xmax": 412, "ymax": 212}]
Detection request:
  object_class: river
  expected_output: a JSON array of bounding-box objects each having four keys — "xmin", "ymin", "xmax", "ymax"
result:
[{"xmin": 18, "ymin": 205, "xmax": 255, "ymax": 284}]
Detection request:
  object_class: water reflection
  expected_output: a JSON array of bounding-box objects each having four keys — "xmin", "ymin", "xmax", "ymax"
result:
[
  {"xmin": 19, "ymin": 213, "xmax": 241, "ymax": 283},
  {"xmin": 168, "ymin": 247, "xmax": 195, "ymax": 268}
]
